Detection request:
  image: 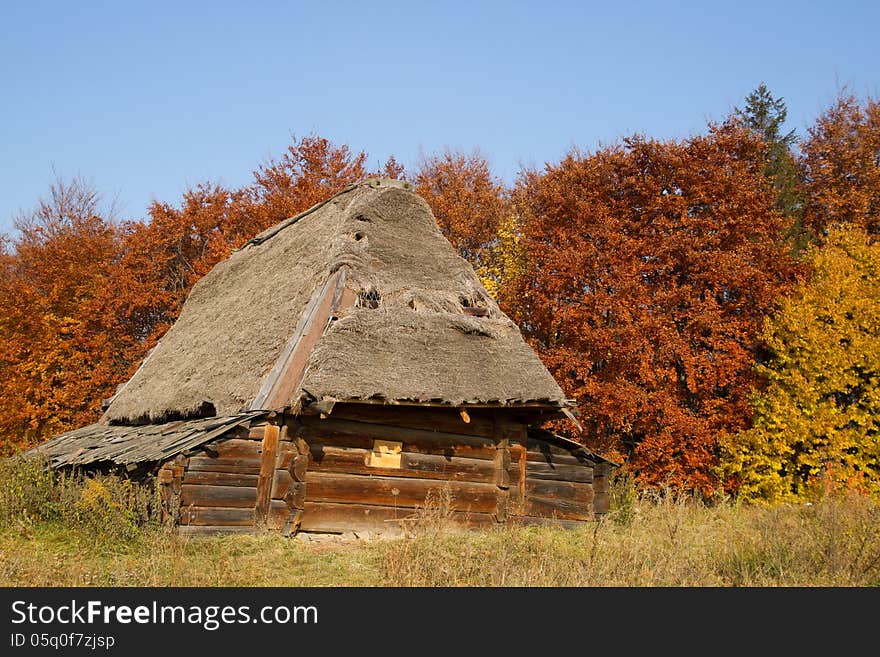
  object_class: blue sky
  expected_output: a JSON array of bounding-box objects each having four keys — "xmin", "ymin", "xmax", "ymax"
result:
[{"xmin": 1, "ymin": 1, "xmax": 877, "ymax": 234}]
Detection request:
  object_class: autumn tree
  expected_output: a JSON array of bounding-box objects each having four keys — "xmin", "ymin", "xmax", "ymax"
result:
[
  {"xmin": 801, "ymin": 93, "xmax": 880, "ymax": 239},
  {"xmin": 735, "ymin": 84, "xmax": 806, "ymax": 248},
  {"xmin": 0, "ymin": 176, "xmax": 129, "ymax": 450},
  {"xmin": 244, "ymin": 134, "xmax": 368, "ymax": 229},
  {"xmin": 720, "ymin": 226, "xmax": 880, "ymax": 502},
  {"xmin": 414, "ymin": 149, "xmax": 507, "ymax": 268},
  {"xmin": 508, "ymin": 122, "xmax": 801, "ymax": 493}
]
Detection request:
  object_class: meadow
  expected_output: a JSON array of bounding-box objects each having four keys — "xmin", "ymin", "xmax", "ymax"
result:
[{"xmin": 2, "ymin": 456, "xmax": 878, "ymax": 587}]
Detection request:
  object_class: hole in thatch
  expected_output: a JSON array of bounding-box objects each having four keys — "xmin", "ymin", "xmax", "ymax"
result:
[
  {"xmin": 459, "ymin": 296, "xmax": 472, "ymax": 308},
  {"xmin": 354, "ymin": 232, "xmax": 365, "ymax": 241},
  {"xmin": 357, "ymin": 289, "xmax": 382, "ymax": 309},
  {"xmin": 355, "ymin": 214, "xmax": 371, "ymax": 223}
]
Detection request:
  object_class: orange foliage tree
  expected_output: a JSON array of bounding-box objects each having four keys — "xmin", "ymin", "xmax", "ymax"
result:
[
  {"xmin": 0, "ymin": 177, "xmax": 133, "ymax": 451},
  {"xmin": 506, "ymin": 122, "xmax": 802, "ymax": 493},
  {"xmin": 801, "ymin": 93, "xmax": 880, "ymax": 239},
  {"xmin": 414, "ymin": 149, "xmax": 508, "ymax": 268}
]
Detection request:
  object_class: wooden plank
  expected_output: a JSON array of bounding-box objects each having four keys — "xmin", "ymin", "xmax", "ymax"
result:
[
  {"xmin": 299, "ymin": 502, "xmax": 496, "ymax": 534},
  {"xmin": 593, "ymin": 493, "xmax": 610, "ymax": 515},
  {"xmin": 283, "ymin": 483, "xmax": 306, "ymax": 510},
  {"xmin": 299, "ymin": 421, "xmax": 497, "ymax": 460},
  {"xmin": 182, "ymin": 470, "xmax": 260, "ymax": 487},
  {"xmin": 494, "ymin": 440, "xmax": 510, "ymax": 489},
  {"xmin": 266, "ymin": 499, "xmax": 291, "ymax": 530},
  {"xmin": 525, "ymin": 449, "xmax": 596, "ymax": 467},
  {"xmin": 276, "ymin": 442, "xmax": 296, "ymax": 469},
  {"xmin": 307, "ymin": 445, "xmax": 498, "ymax": 483},
  {"xmin": 289, "ymin": 455, "xmax": 308, "ymax": 481},
  {"xmin": 519, "ymin": 492, "xmax": 594, "ymax": 522},
  {"xmin": 180, "ymin": 506, "xmax": 255, "ymax": 527},
  {"xmin": 200, "ymin": 438, "xmax": 263, "ymax": 459},
  {"xmin": 181, "ymin": 484, "xmax": 258, "ymax": 508},
  {"xmin": 271, "ymin": 469, "xmax": 294, "ymax": 499},
  {"xmin": 525, "ymin": 461, "xmax": 594, "ymax": 483},
  {"xmin": 526, "ymin": 478, "xmax": 594, "ymax": 504},
  {"xmin": 304, "ymin": 471, "xmax": 498, "ymax": 513},
  {"xmin": 187, "ymin": 456, "xmax": 262, "ymax": 474},
  {"xmin": 255, "ymin": 425, "xmax": 281, "ymax": 525},
  {"xmin": 264, "ymin": 269, "xmax": 354, "ymax": 410},
  {"xmin": 326, "ymin": 404, "xmax": 497, "ymax": 438}
]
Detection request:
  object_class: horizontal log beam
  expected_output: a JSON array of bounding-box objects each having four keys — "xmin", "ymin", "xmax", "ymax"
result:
[
  {"xmin": 182, "ymin": 470, "xmax": 260, "ymax": 487},
  {"xmin": 525, "ymin": 478, "xmax": 594, "ymax": 504},
  {"xmin": 525, "ymin": 461, "xmax": 593, "ymax": 484},
  {"xmin": 201, "ymin": 438, "xmax": 263, "ymax": 459},
  {"xmin": 187, "ymin": 456, "xmax": 262, "ymax": 475},
  {"xmin": 181, "ymin": 484, "xmax": 258, "ymax": 508},
  {"xmin": 517, "ymin": 494, "xmax": 593, "ymax": 522},
  {"xmin": 299, "ymin": 417, "xmax": 497, "ymax": 452},
  {"xmin": 325, "ymin": 404, "xmax": 498, "ymax": 438},
  {"xmin": 299, "ymin": 426, "xmax": 497, "ymax": 461},
  {"xmin": 304, "ymin": 471, "xmax": 498, "ymax": 513},
  {"xmin": 180, "ymin": 506, "xmax": 255, "ymax": 526},
  {"xmin": 306, "ymin": 445, "xmax": 498, "ymax": 483}
]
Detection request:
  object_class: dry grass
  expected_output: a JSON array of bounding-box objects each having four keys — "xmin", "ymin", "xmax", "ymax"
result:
[{"xmin": 2, "ymin": 460, "xmax": 879, "ymax": 587}]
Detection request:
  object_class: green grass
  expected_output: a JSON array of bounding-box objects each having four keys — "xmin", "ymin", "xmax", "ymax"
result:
[{"xmin": 2, "ymin": 458, "xmax": 879, "ymax": 587}]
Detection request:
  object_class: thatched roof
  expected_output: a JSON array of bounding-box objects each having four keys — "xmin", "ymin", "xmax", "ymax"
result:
[{"xmin": 101, "ymin": 179, "xmax": 568, "ymax": 424}]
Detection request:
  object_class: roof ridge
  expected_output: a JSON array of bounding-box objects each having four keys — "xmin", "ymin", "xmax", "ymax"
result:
[{"xmin": 235, "ymin": 177, "xmax": 414, "ymax": 251}]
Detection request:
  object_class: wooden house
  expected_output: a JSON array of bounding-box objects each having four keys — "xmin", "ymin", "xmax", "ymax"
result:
[{"xmin": 31, "ymin": 179, "xmax": 614, "ymax": 536}]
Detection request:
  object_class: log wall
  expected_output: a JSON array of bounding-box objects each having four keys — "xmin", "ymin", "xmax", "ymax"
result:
[{"xmin": 169, "ymin": 405, "xmax": 611, "ymax": 535}]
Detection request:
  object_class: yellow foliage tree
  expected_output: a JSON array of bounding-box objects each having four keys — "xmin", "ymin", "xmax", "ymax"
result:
[
  {"xmin": 720, "ymin": 226, "xmax": 880, "ymax": 501},
  {"xmin": 475, "ymin": 213, "xmax": 526, "ymax": 300}
]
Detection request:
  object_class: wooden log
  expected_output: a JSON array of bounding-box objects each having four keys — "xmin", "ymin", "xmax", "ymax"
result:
[
  {"xmin": 304, "ymin": 471, "xmax": 498, "ymax": 513},
  {"xmin": 181, "ymin": 484, "xmax": 258, "ymax": 508},
  {"xmin": 271, "ymin": 469, "xmax": 294, "ymax": 499},
  {"xmin": 525, "ymin": 461, "xmax": 594, "ymax": 484},
  {"xmin": 519, "ymin": 493, "xmax": 593, "ymax": 522},
  {"xmin": 300, "ymin": 427, "xmax": 497, "ymax": 461},
  {"xmin": 248, "ymin": 424, "xmax": 271, "ymax": 440},
  {"xmin": 494, "ymin": 441, "xmax": 510, "ymax": 489},
  {"xmin": 299, "ymin": 502, "xmax": 497, "ymax": 534},
  {"xmin": 325, "ymin": 404, "xmax": 497, "ymax": 438},
  {"xmin": 180, "ymin": 506, "xmax": 255, "ymax": 527},
  {"xmin": 525, "ymin": 449, "xmax": 596, "ymax": 467},
  {"xmin": 306, "ymin": 444, "xmax": 498, "ymax": 483},
  {"xmin": 288, "ymin": 455, "xmax": 309, "ymax": 481},
  {"xmin": 525, "ymin": 478, "xmax": 594, "ymax": 504},
  {"xmin": 283, "ymin": 483, "xmax": 306, "ymax": 510},
  {"xmin": 200, "ymin": 438, "xmax": 263, "ymax": 459},
  {"xmin": 266, "ymin": 499, "xmax": 291, "ymax": 530},
  {"xmin": 300, "ymin": 417, "xmax": 498, "ymax": 455},
  {"xmin": 264, "ymin": 269, "xmax": 352, "ymax": 410},
  {"xmin": 276, "ymin": 442, "xmax": 296, "ymax": 469},
  {"xmin": 182, "ymin": 470, "xmax": 260, "ymax": 487},
  {"xmin": 495, "ymin": 488, "xmax": 509, "ymax": 523},
  {"xmin": 255, "ymin": 425, "xmax": 281, "ymax": 525},
  {"xmin": 187, "ymin": 456, "xmax": 262, "ymax": 474}
]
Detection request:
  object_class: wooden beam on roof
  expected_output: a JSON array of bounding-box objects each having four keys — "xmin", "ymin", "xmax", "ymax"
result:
[{"xmin": 251, "ymin": 266, "xmax": 356, "ymax": 412}]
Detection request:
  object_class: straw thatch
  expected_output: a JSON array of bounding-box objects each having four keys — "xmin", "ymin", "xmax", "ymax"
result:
[{"xmin": 102, "ymin": 179, "xmax": 568, "ymax": 424}]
